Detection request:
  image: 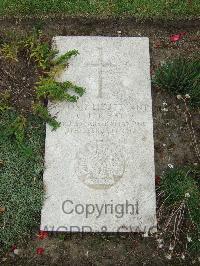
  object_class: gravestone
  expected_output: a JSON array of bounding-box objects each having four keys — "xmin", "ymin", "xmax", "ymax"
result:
[{"xmin": 41, "ymin": 36, "xmax": 157, "ymax": 233}]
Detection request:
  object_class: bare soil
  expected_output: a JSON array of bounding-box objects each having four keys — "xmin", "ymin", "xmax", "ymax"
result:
[
  {"xmin": 0, "ymin": 17, "xmax": 199, "ymax": 265},
  {"xmin": 0, "ymin": 53, "xmax": 38, "ymax": 113}
]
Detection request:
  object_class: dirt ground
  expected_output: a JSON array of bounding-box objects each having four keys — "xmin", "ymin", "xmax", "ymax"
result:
[{"xmin": 0, "ymin": 17, "xmax": 200, "ymax": 265}]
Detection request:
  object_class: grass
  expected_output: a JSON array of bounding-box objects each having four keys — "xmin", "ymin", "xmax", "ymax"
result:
[
  {"xmin": 161, "ymin": 167, "xmax": 200, "ymax": 226},
  {"xmin": 0, "ymin": 111, "xmax": 45, "ymax": 249},
  {"xmin": 0, "ymin": 32, "xmax": 85, "ymax": 250},
  {"xmin": 160, "ymin": 167, "xmax": 200, "ymax": 254},
  {"xmin": 153, "ymin": 58, "xmax": 200, "ymax": 108},
  {"xmin": 0, "ymin": 0, "xmax": 199, "ymax": 19}
]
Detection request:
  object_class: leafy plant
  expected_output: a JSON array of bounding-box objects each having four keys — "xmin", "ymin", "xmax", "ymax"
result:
[
  {"xmin": 7, "ymin": 115, "xmax": 26, "ymax": 144},
  {"xmin": 0, "ymin": 43, "xmax": 19, "ymax": 62},
  {"xmin": 32, "ymin": 103, "xmax": 60, "ymax": 130},
  {"xmin": 53, "ymin": 49, "xmax": 79, "ymax": 67},
  {"xmin": 49, "ymin": 49, "xmax": 79, "ymax": 77},
  {"xmin": 22, "ymin": 31, "xmax": 85, "ymax": 129},
  {"xmin": 153, "ymin": 58, "xmax": 200, "ymax": 107},
  {"xmin": 23, "ymin": 32, "xmax": 78, "ymax": 72},
  {"xmin": 0, "ymin": 90, "xmax": 12, "ymax": 113},
  {"xmin": 0, "ymin": 111, "xmax": 34, "ymax": 157},
  {"xmin": 23, "ymin": 31, "xmax": 57, "ymax": 70},
  {"xmin": 33, "ymin": 46, "xmax": 85, "ymax": 129},
  {"xmin": 1, "ymin": 32, "xmax": 85, "ymax": 129},
  {"xmin": 36, "ymin": 78, "xmax": 85, "ymax": 102}
]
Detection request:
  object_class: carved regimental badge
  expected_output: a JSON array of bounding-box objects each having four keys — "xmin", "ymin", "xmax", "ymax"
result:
[{"xmin": 75, "ymin": 141, "xmax": 125, "ymax": 189}]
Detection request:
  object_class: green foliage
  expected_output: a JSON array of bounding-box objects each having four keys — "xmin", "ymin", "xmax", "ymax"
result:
[
  {"xmin": 0, "ymin": 90, "xmax": 12, "ymax": 113},
  {"xmin": 0, "ymin": 111, "xmax": 44, "ymax": 248},
  {"xmin": 23, "ymin": 32, "xmax": 57, "ymax": 70},
  {"xmin": 22, "ymin": 33, "xmax": 79, "ymax": 73},
  {"xmin": 0, "ymin": 43, "xmax": 18, "ymax": 62},
  {"xmin": 187, "ymin": 234, "xmax": 200, "ymax": 255},
  {"xmin": 49, "ymin": 49, "xmax": 79, "ymax": 77},
  {"xmin": 22, "ymin": 32, "xmax": 85, "ymax": 129},
  {"xmin": 53, "ymin": 49, "xmax": 79, "ymax": 67},
  {"xmin": 36, "ymin": 78, "xmax": 85, "ymax": 102},
  {"xmin": 0, "ymin": 31, "xmax": 56, "ymax": 70},
  {"xmin": 0, "ymin": 112, "xmax": 34, "ymax": 156},
  {"xmin": 6, "ymin": 115, "xmax": 26, "ymax": 144},
  {"xmin": 32, "ymin": 103, "xmax": 60, "ymax": 130},
  {"xmin": 153, "ymin": 58, "xmax": 200, "ymax": 107},
  {"xmin": 1, "ymin": 32, "xmax": 85, "ymax": 129},
  {"xmin": 33, "ymin": 46, "xmax": 85, "ymax": 129},
  {"xmin": 161, "ymin": 167, "xmax": 200, "ymax": 230}
]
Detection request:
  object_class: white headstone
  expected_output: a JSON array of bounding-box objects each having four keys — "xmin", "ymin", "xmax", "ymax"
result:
[{"xmin": 41, "ymin": 36, "xmax": 157, "ymax": 233}]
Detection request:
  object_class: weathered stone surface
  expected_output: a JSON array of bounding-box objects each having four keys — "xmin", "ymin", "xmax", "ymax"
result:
[{"xmin": 41, "ymin": 36, "xmax": 157, "ymax": 233}]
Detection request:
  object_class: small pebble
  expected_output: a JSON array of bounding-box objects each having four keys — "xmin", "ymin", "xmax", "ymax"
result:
[
  {"xmin": 165, "ymin": 254, "xmax": 172, "ymax": 260},
  {"xmin": 181, "ymin": 254, "xmax": 185, "ymax": 260},
  {"xmin": 13, "ymin": 249, "xmax": 21, "ymax": 255}
]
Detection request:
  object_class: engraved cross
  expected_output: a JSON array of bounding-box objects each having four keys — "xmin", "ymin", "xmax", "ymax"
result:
[{"xmin": 87, "ymin": 47, "xmax": 117, "ymax": 98}]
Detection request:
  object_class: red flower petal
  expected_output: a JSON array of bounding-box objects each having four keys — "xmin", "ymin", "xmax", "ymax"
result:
[
  {"xmin": 36, "ymin": 247, "xmax": 45, "ymax": 255},
  {"xmin": 37, "ymin": 231, "xmax": 48, "ymax": 240},
  {"xmin": 170, "ymin": 32, "xmax": 187, "ymax": 42},
  {"xmin": 170, "ymin": 34, "xmax": 181, "ymax": 42}
]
